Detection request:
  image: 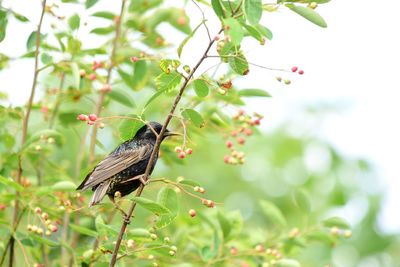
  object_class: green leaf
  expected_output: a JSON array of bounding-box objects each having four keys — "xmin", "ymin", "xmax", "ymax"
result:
[
  {"xmin": 26, "ymin": 31, "xmax": 38, "ymax": 50},
  {"xmin": 12, "ymin": 11, "xmax": 29, "ymax": 22},
  {"xmin": 323, "ymin": 217, "xmax": 350, "ymax": 229},
  {"xmin": 255, "ymin": 24, "xmax": 273, "ymax": 40},
  {"xmin": 131, "ymin": 196, "xmax": 171, "ymax": 215},
  {"xmin": 224, "ymin": 18, "xmax": 244, "ymax": 46},
  {"xmin": 238, "ymin": 89, "xmax": 271, "ymax": 97},
  {"xmin": 0, "ymin": 10, "xmax": 8, "ymax": 42},
  {"xmin": 159, "ymin": 59, "xmax": 181, "ymax": 73},
  {"xmin": 304, "ymin": 230, "xmax": 334, "ymax": 244},
  {"xmin": 155, "ymin": 71, "xmax": 182, "ymax": 92},
  {"xmin": 108, "ymin": 89, "xmax": 135, "ymax": 108},
  {"xmin": 70, "ymin": 62, "xmax": 81, "ymax": 89},
  {"xmin": 177, "ymin": 22, "xmax": 202, "ymax": 57},
  {"xmin": 91, "ymin": 11, "xmax": 116, "ymax": 20},
  {"xmin": 0, "ymin": 176, "xmax": 24, "ymax": 192},
  {"xmin": 128, "ymin": 228, "xmax": 151, "ymax": 238},
  {"xmin": 144, "ymin": 88, "xmax": 168, "ymax": 109},
  {"xmin": 182, "ymin": 109, "xmax": 205, "ymax": 128},
  {"xmin": 40, "ymin": 53, "xmax": 53, "ymax": 65},
  {"xmin": 217, "ymin": 211, "xmax": 231, "ymax": 239},
  {"xmin": 85, "ymin": 0, "xmax": 100, "ymax": 8},
  {"xmin": 52, "ymin": 181, "xmax": 77, "ymax": 191},
  {"xmin": 70, "ymin": 223, "xmax": 98, "ymax": 237},
  {"xmin": 118, "ymin": 115, "xmax": 144, "ymax": 140},
  {"xmin": 260, "ymin": 200, "xmax": 287, "ymax": 228},
  {"xmin": 293, "ymin": 189, "xmax": 311, "ymax": 212},
  {"xmin": 243, "ymin": 0, "xmax": 262, "ymax": 25},
  {"xmin": 229, "ymin": 53, "xmax": 249, "ymax": 75},
  {"xmin": 276, "ymin": 259, "xmax": 301, "ymax": 267},
  {"xmin": 156, "ymin": 187, "xmax": 178, "ymax": 229},
  {"xmin": 132, "ymin": 60, "xmax": 148, "ymax": 90},
  {"xmin": 95, "ymin": 215, "xmax": 118, "ymax": 236},
  {"xmin": 68, "ymin": 14, "xmax": 80, "ymax": 30},
  {"xmin": 242, "ymin": 24, "xmax": 263, "ymax": 42},
  {"xmin": 211, "ymin": 0, "xmax": 225, "ymax": 19},
  {"xmin": 286, "ymin": 4, "xmax": 327, "ymax": 28},
  {"xmin": 31, "ymin": 235, "xmax": 59, "ymax": 247},
  {"xmin": 178, "ymin": 179, "xmax": 201, "ymax": 187},
  {"xmin": 90, "ymin": 26, "xmax": 114, "ymax": 35},
  {"xmin": 193, "ymin": 79, "xmax": 209, "ymax": 98}
]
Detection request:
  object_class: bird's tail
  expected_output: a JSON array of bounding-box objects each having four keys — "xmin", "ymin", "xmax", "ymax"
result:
[{"xmin": 89, "ymin": 180, "xmax": 111, "ymax": 207}]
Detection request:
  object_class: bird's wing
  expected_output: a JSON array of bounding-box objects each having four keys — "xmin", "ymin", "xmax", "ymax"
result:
[{"xmin": 77, "ymin": 144, "xmax": 152, "ymax": 190}]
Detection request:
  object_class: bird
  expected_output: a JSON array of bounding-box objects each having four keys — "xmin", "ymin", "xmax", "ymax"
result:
[{"xmin": 77, "ymin": 121, "xmax": 178, "ymax": 208}]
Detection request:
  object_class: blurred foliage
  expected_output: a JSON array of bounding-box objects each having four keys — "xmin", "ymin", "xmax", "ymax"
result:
[{"xmin": 0, "ymin": 0, "xmax": 398, "ymax": 266}]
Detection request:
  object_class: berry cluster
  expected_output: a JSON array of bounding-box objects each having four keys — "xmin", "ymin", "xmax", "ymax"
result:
[
  {"xmin": 223, "ymin": 110, "xmax": 263, "ymax": 165},
  {"xmin": 330, "ymin": 226, "xmax": 352, "ymax": 238},
  {"xmin": 27, "ymin": 207, "xmax": 59, "ymax": 237},
  {"xmin": 276, "ymin": 66, "xmax": 305, "ymax": 85},
  {"xmin": 174, "ymin": 146, "xmax": 193, "ymax": 159},
  {"xmin": 77, "ymin": 113, "xmax": 105, "ymax": 128},
  {"xmin": 217, "ymin": 78, "xmax": 233, "ymax": 95}
]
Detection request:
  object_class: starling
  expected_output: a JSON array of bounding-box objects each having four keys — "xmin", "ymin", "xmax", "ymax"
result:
[{"xmin": 77, "ymin": 121, "xmax": 177, "ymax": 207}]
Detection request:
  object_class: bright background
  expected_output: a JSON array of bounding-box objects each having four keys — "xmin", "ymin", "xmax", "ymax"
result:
[{"xmin": 1, "ymin": 0, "xmax": 399, "ymax": 235}]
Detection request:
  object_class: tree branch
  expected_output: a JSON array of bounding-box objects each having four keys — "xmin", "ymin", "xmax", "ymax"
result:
[
  {"xmin": 8, "ymin": 1, "xmax": 46, "ymax": 266},
  {"xmin": 108, "ymin": 26, "xmax": 224, "ymax": 267}
]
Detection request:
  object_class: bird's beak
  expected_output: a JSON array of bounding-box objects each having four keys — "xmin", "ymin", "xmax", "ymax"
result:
[{"xmin": 163, "ymin": 131, "xmax": 181, "ymax": 138}]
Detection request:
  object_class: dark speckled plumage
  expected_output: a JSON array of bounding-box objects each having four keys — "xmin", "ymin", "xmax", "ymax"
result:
[{"xmin": 77, "ymin": 122, "xmax": 173, "ymax": 207}]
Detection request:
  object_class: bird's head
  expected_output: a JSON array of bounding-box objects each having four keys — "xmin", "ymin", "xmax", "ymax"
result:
[{"xmin": 135, "ymin": 121, "xmax": 179, "ymax": 141}]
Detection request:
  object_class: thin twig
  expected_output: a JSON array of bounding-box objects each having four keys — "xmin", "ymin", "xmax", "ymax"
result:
[
  {"xmin": 191, "ymin": 0, "xmax": 211, "ymax": 42},
  {"xmin": 8, "ymin": 1, "xmax": 47, "ymax": 266},
  {"xmin": 108, "ymin": 25, "xmax": 225, "ymax": 267}
]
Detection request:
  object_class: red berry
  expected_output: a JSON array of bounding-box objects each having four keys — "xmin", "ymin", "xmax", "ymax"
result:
[
  {"xmin": 244, "ymin": 128, "xmax": 253, "ymax": 136},
  {"xmin": 226, "ymin": 140, "xmax": 233, "ymax": 148},
  {"xmin": 40, "ymin": 106, "xmax": 48, "ymax": 113},
  {"xmin": 89, "ymin": 73, "xmax": 96, "ymax": 81},
  {"xmin": 231, "ymin": 130, "xmax": 238, "ymax": 137},
  {"xmin": 177, "ymin": 16, "xmax": 187, "ymax": 26},
  {"xmin": 130, "ymin": 56, "xmax": 139, "ymax": 63},
  {"xmin": 87, "ymin": 120, "xmax": 95, "ymax": 125},
  {"xmin": 49, "ymin": 224, "xmax": 58, "ymax": 232},
  {"xmin": 224, "ymin": 155, "xmax": 230, "ymax": 163},
  {"xmin": 178, "ymin": 152, "xmax": 186, "ymax": 159},
  {"xmin": 291, "ymin": 66, "xmax": 298, "ymax": 72},
  {"xmin": 298, "ymin": 70, "xmax": 304, "ymax": 75},
  {"xmin": 188, "ymin": 209, "xmax": 196, "ymax": 217},
  {"xmin": 77, "ymin": 114, "xmax": 88, "ymax": 121},
  {"xmin": 237, "ymin": 137, "xmax": 245, "ymax": 145},
  {"xmin": 253, "ymin": 119, "xmax": 261, "ymax": 125},
  {"xmin": 230, "ymin": 247, "xmax": 238, "ymax": 255},
  {"xmin": 186, "ymin": 148, "xmax": 193, "ymax": 155},
  {"xmin": 88, "ymin": 114, "xmax": 97, "ymax": 121}
]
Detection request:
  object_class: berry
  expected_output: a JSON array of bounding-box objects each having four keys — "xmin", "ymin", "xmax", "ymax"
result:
[
  {"xmin": 169, "ymin": 250, "xmax": 176, "ymax": 256},
  {"xmin": 308, "ymin": 2, "xmax": 318, "ymax": 9},
  {"xmin": 34, "ymin": 207, "xmax": 42, "ymax": 214},
  {"xmin": 164, "ymin": 237, "xmax": 170, "ymax": 243},
  {"xmin": 178, "ymin": 151, "xmax": 186, "ymax": 159},
  {"xmin": 185, "ymin": 148, "xmax": 193, "ymax": 155},
  {"xmin": 276, "ymin": 76, "xmax": 282, "ymax": 82},
  {"xmin": 174, "ymin": 146, "xmax": 182, "ymax": 153},
  {"xmin": 183, "ymin": 65, "xmax": 190, "ymax": 73},
  {"xmin": 170, "ymin": 245, "xmax": 177, "ymax": 252},
  {"xmin": 226, "ymin": 140, "xmax": 233, "ymax": 148},
  {"xmin": 194, "ymin": 186, "xmax": 200, "ymax": 192},
  {"xmin": 77, "ymin": 114, "xmax": 88, "ymax": 121},
  {"xmin": 87, "ymin": 120, "xmax": 95, "ymax": 125},
  {"xmin": 231, "ymin": 130, "xmax": 238, "ymax": 137},
  {"xmin": 344, "ymin": 230, "xmax": 352, "ymax": 238},
  {"xmin": 253, "ymin": 119, "xmax": 261, "ymax": 125},
  {"xmin": 188, "ymin": 209, "xmax": 196, "ymax": 217},
  {"xmin": 49, "ymin": 224, "xmax": 58, "ymax": 232},
  {"xmin": 255, "ymin": 244, "xmax": 265, "ymax": 252},
  {"xmin": 89, "ymin": 73, "xmax": 96, "ymax": 81},
  {"xmin": 127, "ymin": 239, "xmax": 135, "ymax": 248},
  {"xmin": 214, "ymin": 35, "xmax": 220, "ymax": 41},
  {"xmin": 150, "ymin": 233, "xmax": 158, "ymax": 240},
  {"xmin": 99, "ymin": 122, "xmax": 105, "ymax": 129},
  {"xmin": 244, "ymin": 128, "xmax": 253, "ymax": 136},
  {"xmin": 40, "ymin": 106, "xmax": 48, "ymax": 113},
  {"xmin": 330, "ymin": 226, "xmax": 340, "ymax": 235},
  {"xmin": 41, "ymin": 212, "xmax": 49, "ymax": 220},
  {"xmin": 45, "ymin": 230, "xmax": 51, "ymax": 236},
  {"xmin": 79, "ymin": 69, "xmax": 86, "ymax": 77},
  {"xmin": 284, "ymin": 79, "xmax": 291, "ymax": 85},
  {"xmin": 291, "ymin": 66, "xmax": 298, "ymax": 72},
  {"xmin": 88, "ymin": 114, "xmax": 97, "ymax": 121},
  {"xmin": 177, "ymin": 16, "xmax": 186, "ymax": 25},
  {"xmin": 298, "ymin": 70, "xmax": 304, "ymax": 75},
  {"xmin": 223, "ymin": 155, "xmax": 230, "ymax": 163},
  {"xmin": 114, "ymin": 191, "xmax": 121, "ymax": 198},
  {"xmin": 237, "ymin": 137, "xmax": 245, "ymax": 145},
  {"xmin": 147, "ymin": 254, "xmax": 154, "ymax": 260},
  {"xmin": 230, "ymin": 247, "xmax": 238, "ymax": 255},
  {"xmin": 130, "ymin": 56, "xmax": 139, "ymax": 63},
  {"xmin": 198, "ymin": 187, "xmax": 205, "ymax": 194},
  {"xmin": 36, "ymin": 227, "xmax": 44, "ymax": 235}
]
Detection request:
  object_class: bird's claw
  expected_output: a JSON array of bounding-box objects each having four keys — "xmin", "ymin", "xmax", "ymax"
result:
[
  {"xmin": 123, "ymin": 215, "xmax": 131, "ymax": 224},
  {"xmin": 139, "ymin": 176, "xmax": 149, "ymax": 186}
]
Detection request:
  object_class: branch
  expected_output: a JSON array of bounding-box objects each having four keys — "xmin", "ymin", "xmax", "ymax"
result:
[
  {"xmin": 87, "ymin": 0, "xmax": 126, "ymax": 165},
  {"xmin": 108, "ymin": 26, "xmax": 224, "ymax": 267},
  {"xmin": 8, "ymin": 1, "xmax": 47, "ymax": 266}
]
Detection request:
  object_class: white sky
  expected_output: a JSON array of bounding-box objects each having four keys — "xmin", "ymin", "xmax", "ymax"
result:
[{"xmin": 1, "ymin": 0, "xmax": 399, "ymax": 233}]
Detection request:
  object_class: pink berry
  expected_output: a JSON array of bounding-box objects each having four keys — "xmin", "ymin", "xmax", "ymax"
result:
[
  {"xmin": 255, "ymin": 244, "xmax": 264, "ymax": 252},
  {"xmin": 186, "ymin": 148, "xmax": 193, "ymax": 155},
  {"xmin": 298, "ymin": 70, "xmax": 304, "ymax": 75},
  {"xmin": 253, "ymin": 119, "xmax": 261, "ymax": 125},
  {"xmin": 230, "ymin": 247, "xmax": 238, "ymax": 255},
  {"xmin": 237, "ymin": 137, "xmax": 245, "ymax": 145},
  {"xmin": 77, "ymin": 114, "xmax": 88, "ymax": 121},
  {"xmin": 40, "ymin": 106, "xmax": 48, "ymax": 113},
  {"xmin": 223, "ymin": 155, "xmax": 230, "ymax": 163},
  {"xmin": 49, "ymin": 224, "xmax": 58, "ymax": 232},
  {"xmin": 291, "ymin": 66, "xmax": 298, "ymax": 72},
  {"xmin": 231, "ymin": 130, "xmax": 238, "ymax": 137},
  {"xmin": 175, "ymin": 146, "xmax": 182, "ymax": 153},
  {"xmin": 34, "ymin": 207, "xmax": 42, "ymax": 214},
  {"xmin": 130, "ymin": 56, "xmax": 139, "ymax": 63},
  {"xmin": 188, "ymin": 209, "xmax": 196, "ymax": 217},
  {"xmin": 244, "ymin": 128, "xmax": 253, "ymax": 136},
  {"xmin": 214, "ymin": 35, "xmax": 220, "ymax": 41},
  {"xmin": 89, "ymin": 73, "xmax": 96, "ymax": 81},
  {"xmin": 177, "ymin": 16, "xmax": 186, "ymax": 26},
  {"xmin": 87, "ymin": 120, "xmax": 95, "ymax": 125},
  {"xmin": 178, "ymin": 152, "xmax": 186, "ymax": 159},
  {"xmin": 226, "ymin": 140, "xmax": 233, "ymax": 148},
  {"xmin": 88, "ymin": 114, "xmax": 97, "ymax": 121}
]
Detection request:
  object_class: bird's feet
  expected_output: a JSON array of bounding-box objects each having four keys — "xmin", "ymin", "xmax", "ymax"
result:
[
  {"xmin": 123, "ymin": 214, "xmax": 131, "ymax": 224},
  {"xmin": 138, "ymin": 175, "xmax": 149, "ymax": 186}
]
